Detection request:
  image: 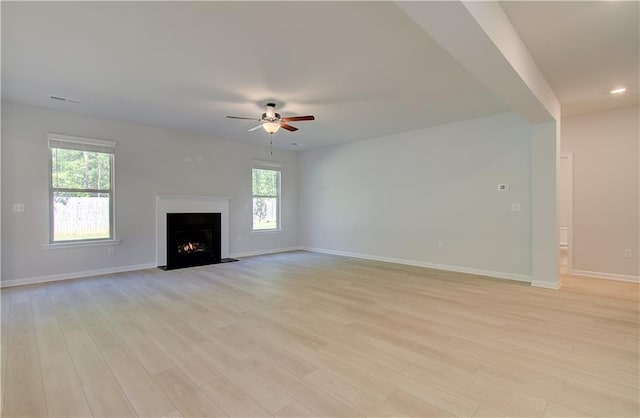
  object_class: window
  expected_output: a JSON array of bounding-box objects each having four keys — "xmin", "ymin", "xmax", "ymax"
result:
[
  {"xmin": 252, "ymin": 161, "xmax": 281, "ymax": 231},
  {"xmin": 48, "ymin": 134, "xmax": 115, "ymax": 242}
]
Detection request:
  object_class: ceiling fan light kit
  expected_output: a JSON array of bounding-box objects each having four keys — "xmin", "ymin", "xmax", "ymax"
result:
[{"xmin": 262, "ymin": 122, "xmax": 281, "ymax": 134}]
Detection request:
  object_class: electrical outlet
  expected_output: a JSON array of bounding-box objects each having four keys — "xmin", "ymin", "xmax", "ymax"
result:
[
  {"xmin": 437, "ymin": 242, "xmax": 444, "ymax": 250},
  {"xmin": 498, "ymin": 184, "xmax": 509, "ymax": 192},
  {"xmin": 624, "ymin": 248, "xmax": 633, "ymax": 258},
  {"xmin": 12, "ymin": 203, "xmax": 24, "ymax": 212},
  {"xmin": 510, "ymin": 203, "xmax": 521, "ymax": 212}
]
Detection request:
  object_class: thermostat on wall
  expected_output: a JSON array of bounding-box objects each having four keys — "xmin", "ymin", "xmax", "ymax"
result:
[{"xmin": 498, "ymin": 184, "xmax": 509, "ymax": 191}]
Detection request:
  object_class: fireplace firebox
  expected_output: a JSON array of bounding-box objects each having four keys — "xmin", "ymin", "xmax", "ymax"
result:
[{"xmin": 165, "ymin": 213, "xmax": 221, "ymax": 270}]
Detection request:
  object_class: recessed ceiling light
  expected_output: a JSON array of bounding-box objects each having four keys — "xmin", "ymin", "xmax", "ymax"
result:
[{"xmin": 610, "ymin": 87, "xmax": 627, "ymax": 95}]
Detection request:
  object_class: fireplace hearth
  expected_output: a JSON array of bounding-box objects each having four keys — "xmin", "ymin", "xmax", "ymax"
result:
[{"xmin": 165, "ymin": 212, "xmax": 221, "ymax": 270}]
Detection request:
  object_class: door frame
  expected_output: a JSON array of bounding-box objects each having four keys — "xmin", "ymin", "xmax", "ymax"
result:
[{"xmin": 559, "ymin": 153, "xmax": 574, "ymax": 273}]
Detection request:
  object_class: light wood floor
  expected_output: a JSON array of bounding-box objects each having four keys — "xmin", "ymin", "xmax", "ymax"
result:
[{"xmin": 1, "ymin": 251, "xmax": 638, "ymax": 417}]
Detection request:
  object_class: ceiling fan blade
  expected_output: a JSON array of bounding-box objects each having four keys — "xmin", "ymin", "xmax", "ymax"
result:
[
  {"xmin": 281, "ymin": 115, "xmax": 315, "ymax": 122},
  {"xmin": 226, "ymin": 116, "xmax": 260, "ymax": 120},
  {"xmin": 248, "ymin": 125, "xmax": 263, "ymax": 132},
  {"xmin": 280, "ymin": 123, "xmax": 299, "ymax": 132}
]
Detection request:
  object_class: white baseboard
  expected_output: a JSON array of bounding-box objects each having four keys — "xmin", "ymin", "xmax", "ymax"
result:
[
  {"xmin": 531, "ymin": 279, "xmax": 562, "ymax": 290},
  {"xmin": 1, "ymin": 263, "xmax": 157, "ymax": 288},
  {"xmin": 302, "ymin": 247, "xmax": 532, "ymax": 283},
  {"xmin": 0, "ymin": 246, "xmax": 303, "ymax": 288},
  {"xmin": 571, "ymin": 269, "xmax": 639, "ymax": 283},
  {"xmin": 230, "ymin": 246, "xmax": 302, "ymax": 259}
]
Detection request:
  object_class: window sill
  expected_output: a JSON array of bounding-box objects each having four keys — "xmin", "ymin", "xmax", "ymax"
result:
[
  {"xmin": 43, "ymin": 239, "xmax": 121, "ymax": 249},
  {"xmin": 251, "ymin": 229, "xmax": 282, "ymax": 234}
]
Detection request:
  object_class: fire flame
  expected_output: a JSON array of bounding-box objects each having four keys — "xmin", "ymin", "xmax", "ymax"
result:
[{"xmin": 178, "ymin": 242, "xmax": 201, "ymax": 253}]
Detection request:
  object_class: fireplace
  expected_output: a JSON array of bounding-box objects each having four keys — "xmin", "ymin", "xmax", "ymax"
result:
[
  {"xmin": 165, "ymin": 213, "xmax": 221, "ymax": 270},
  {"xmin": 155, "ymin": 196, "xmax": 231, "ymax": 268}
]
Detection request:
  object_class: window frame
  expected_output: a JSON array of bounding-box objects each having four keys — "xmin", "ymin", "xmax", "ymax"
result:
[
  {"xmin": 48, "ymin": 133, "xmax": 116, "ymax": 244},
  {"xmin": 251, "ymin": 160, "xmax": 282, "ymax": 232}
]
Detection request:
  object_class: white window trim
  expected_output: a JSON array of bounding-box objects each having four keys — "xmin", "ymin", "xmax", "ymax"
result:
[
  {"xmin": 252, "ymin": 160, "xmax": 282, "ymax": 232},
  {"xmin": 48, "ymin": 133, "xmax": 117, "ymax": 244},
  {"xmin": 48, "ymin": 133, "xmax": 116, "ymax": 149},
  {"xmin": 253, "ymin": 160, "xmax": 282, "ymax": 170},
  {"xmin": 43, "ymin": 239, "xmax": 121, "ymax": 249}
]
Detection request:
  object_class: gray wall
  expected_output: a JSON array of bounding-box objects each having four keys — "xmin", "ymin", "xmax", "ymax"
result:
[
  {"xmin": 299, "ymin": 112, "xmax": 533, "ymax": 279},
  {"xmin": 1, "ymin": 102, "xmax": 300, "ymax": 283},
  {"xmin": 9, "ymin": 101, "xmax": 634, "ymax": 284}
]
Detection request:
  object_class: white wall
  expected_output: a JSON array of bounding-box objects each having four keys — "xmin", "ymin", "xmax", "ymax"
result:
[
  {"xmin": 1, "ymin": 102, "xmax": 300, "ymax": 284},
  {"xmin": 558, "ymin": 156, "xmax": 571, "ymax": 229},
  {"xmin": 561, "ymin": 106, "xmax": 639, "ymax": 279},
  {"xmin": 300, "ymin": 112, "xmax": 533, "ymax": 279}
]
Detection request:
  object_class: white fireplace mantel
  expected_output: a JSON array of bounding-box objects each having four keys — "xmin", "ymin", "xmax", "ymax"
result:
[{"xmin": 155, "ymin": 195, "xmax": 230, "ymax": 266}]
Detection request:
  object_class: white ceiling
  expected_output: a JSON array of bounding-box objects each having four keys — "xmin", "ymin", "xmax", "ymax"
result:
[
  {"xmin": 2, "ymin": 2, "xmax": 638, "ymax": 150},
  {"xmin": 501, "ymin": 1, "xmax": 639, "ymax": 117},
  {"xmin": 1, "ymin": 1, "xmax": 508, "ymax": 150}
]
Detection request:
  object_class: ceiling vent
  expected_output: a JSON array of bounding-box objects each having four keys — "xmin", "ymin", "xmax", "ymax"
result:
[{"xmin": 49, "ymin": 95, "xmax": 81, "ymax": 104}]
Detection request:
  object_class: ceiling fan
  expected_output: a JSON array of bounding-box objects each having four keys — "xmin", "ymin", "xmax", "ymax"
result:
[{"xmin": 226, "ymin": 103, "xmax": 315, "ymax": 134}]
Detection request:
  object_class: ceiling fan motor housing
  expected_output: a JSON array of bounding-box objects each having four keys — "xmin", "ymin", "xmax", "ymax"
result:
[
  {"xmin": 264, "ymin": 103, "xmax": 277, "ymax": 120},
  {"xmin": 261, "ymin": 112, "xmax": 281, "ymax": 122}
]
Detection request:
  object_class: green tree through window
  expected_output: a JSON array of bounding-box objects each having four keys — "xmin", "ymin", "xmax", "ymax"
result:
[
  {"xmin": 252, "ymin": 165, "xmax": 280, "ymax": 230},
  {"xmin": 49, "ymin": 135, "xmax": 115, "ymax": 242}
]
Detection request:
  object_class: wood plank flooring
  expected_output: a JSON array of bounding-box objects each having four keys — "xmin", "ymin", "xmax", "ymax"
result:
[{"xmin": 1, "ymin": 251, "xmax": 638, "ymax": 417}]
